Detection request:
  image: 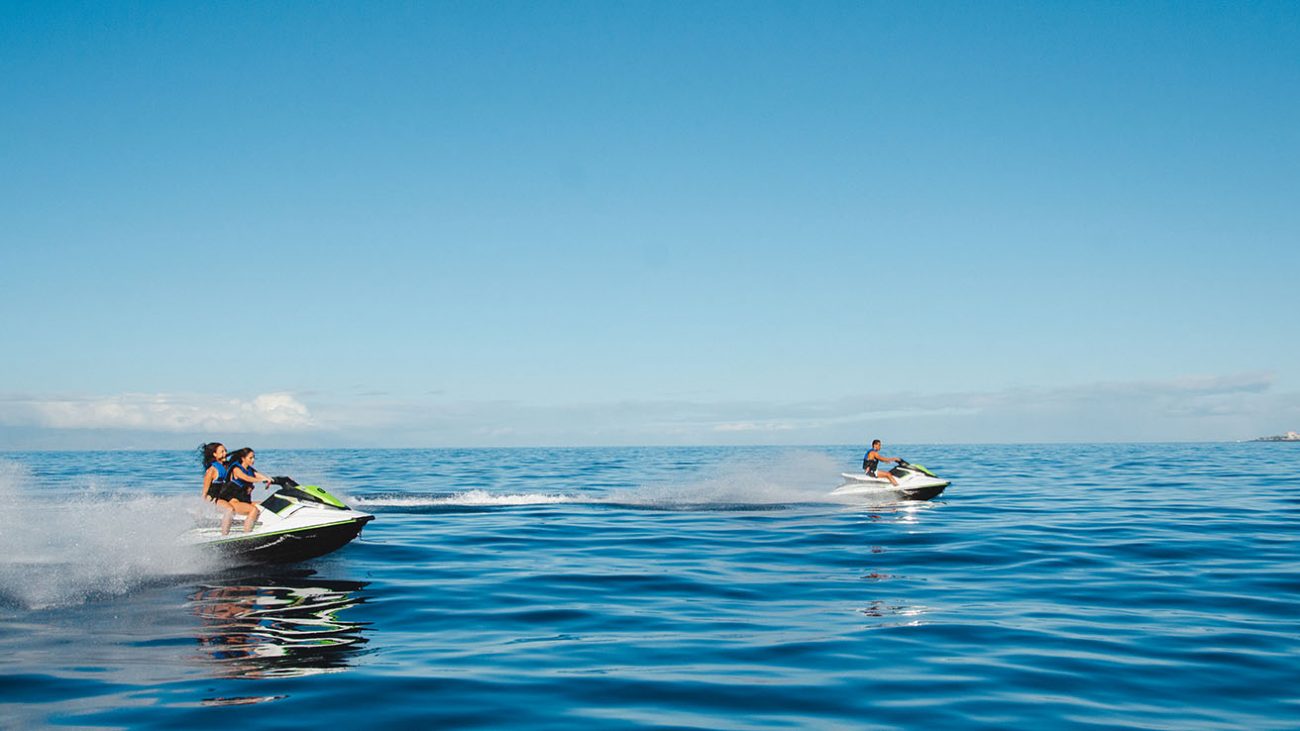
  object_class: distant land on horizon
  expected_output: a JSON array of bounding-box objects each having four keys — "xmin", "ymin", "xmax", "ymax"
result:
[{"xmin": 1250, "ymin": 431, "xmax": 1300, "ymax": 442}]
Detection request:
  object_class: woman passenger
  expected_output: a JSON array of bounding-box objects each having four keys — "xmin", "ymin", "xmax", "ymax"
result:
[{"xmin": 223, "ymin": 448, "xmax": 271, "ymax": 535}]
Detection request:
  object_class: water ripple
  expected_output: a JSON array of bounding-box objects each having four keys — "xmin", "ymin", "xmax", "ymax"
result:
[{"xmin": 1, "ymin": 444, "xmax": 1298, "ymax": 729}]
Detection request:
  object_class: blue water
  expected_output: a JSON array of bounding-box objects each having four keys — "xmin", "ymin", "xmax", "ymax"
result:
[{"xmin": 1, "ymin": 443, "xmax": 1298, "ymax": 729}]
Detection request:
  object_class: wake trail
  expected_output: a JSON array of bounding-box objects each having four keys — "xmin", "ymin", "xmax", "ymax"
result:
[{"xmin": 353, "ymin": 450, "xmax": 865, "ymax": 511}]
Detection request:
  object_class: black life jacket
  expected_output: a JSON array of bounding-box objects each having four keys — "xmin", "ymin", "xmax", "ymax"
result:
[{"xmin": 863, "ymin": 451, "xmax": 880, "ymax": 473}]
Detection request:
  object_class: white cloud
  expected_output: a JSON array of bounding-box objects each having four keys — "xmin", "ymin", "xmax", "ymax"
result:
[
  {"xmin": 248, "ymin": 393, "xmax": 313, "ymax": 428},
  {"xmin": 0, "ymin": 392, "xmax": 314, "ymax": 433}
]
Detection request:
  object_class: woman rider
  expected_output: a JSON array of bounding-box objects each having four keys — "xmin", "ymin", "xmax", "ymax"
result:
[
  {"xmin": 222, "ymin": 448, "xmax": 272, "ymax": 535},
  {"xmin": 200, "ymin": 442, "xmax": 234, "ymax": 513}
]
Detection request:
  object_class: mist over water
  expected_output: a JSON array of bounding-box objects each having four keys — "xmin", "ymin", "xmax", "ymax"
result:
[
  {"xmin": 353, "ymin": 449, "xmax": 851, "ymax": 509},
  {"xmin": 1, "ymin": 443, "xmax": 1298, "ymax": 729},
  {"xmin": 0, "ymin": 460, "xmax": 222, "ymax": 609}
]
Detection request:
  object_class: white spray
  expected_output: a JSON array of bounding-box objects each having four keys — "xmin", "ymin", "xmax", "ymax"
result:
[
  {"xmin": 351, "ymin": 450, "xmax": 849, "ymax": 509},
  {"xmin": 0, "ymin": 460, "xmax": 220, "ymax": 610}
]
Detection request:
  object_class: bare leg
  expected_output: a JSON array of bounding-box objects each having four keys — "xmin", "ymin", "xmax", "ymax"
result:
[
  {"xmin": 871, "ymin": 469, "xmax": 899, "ymax": 486},
  {"xmin": 227, "ymin": 499, "xmax": 257, "ymax": 534},
  {"xmin": 215, "ymin": 499, "xmax": 234, "ymax": 535},
  {"xmin": 243, "ymin": 503, "xmax": 261, "ymax": 533}
]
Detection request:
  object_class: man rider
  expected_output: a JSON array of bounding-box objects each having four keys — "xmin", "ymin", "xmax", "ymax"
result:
[{"xmin": 863, "ymin": 439, "xmax": 901, "ymax": 486}]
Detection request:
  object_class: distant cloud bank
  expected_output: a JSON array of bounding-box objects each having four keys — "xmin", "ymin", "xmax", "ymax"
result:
[
  {"xmin": 0, "ymin": 372, "xmax": 1295, "ymax": 449},
  {"xmin": 0, "ymin": 392, "xmax": 313, "ymax": 433}
]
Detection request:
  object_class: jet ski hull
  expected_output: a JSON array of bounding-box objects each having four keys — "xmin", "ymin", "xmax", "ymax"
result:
[
  {"xmin": 831, "ymin": 472, "xmax": 950, "ymax": 502},
  {"xmin": 200, "ymin": 515, "xmax": 374, "ymax": 564}
]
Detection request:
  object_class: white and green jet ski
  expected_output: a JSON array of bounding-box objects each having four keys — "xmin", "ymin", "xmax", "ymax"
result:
[
  {"xmin": 185, "ymin": 477, "xmax": 374, "ymax": 564},
  {"xmin": 831, "ymin": 460, "xmax": 950, "ymax": 501}
]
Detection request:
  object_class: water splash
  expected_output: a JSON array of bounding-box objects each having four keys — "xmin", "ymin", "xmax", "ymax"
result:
[
  {"xmin": 0, "ymin": 459, "xmax": 220, "ymax": 609},
  {"xmin": 605, "ymin": 449, "xmax": 846, "ymax": 508}
]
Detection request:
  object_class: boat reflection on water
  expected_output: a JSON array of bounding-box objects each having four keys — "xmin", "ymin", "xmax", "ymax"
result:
[
  {"xmin": 859, "ymin": 598, "xmax": 929, "ymax": 628},
  {"xmin": 189, "ymin": 572, "xmax": 371, "ymax": 681},
  {"xmin": 852, "ymin": 509, "xmax": 933, "ymax": 630}
]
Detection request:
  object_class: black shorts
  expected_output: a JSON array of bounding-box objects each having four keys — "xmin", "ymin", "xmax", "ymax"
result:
[{"xmin": 208, "ymin": 483, "xmax": 252, "ymax": 503}]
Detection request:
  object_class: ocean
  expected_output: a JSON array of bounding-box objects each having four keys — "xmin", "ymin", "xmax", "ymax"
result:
[{"xmin": 0, "ymin": 443, "xmax": 1297, "ymax": 729}]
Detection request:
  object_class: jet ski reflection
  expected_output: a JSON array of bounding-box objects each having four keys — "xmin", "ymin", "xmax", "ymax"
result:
[{"xmin": 189, "ymin": 574, "xmax": 370, "ymax": 679}]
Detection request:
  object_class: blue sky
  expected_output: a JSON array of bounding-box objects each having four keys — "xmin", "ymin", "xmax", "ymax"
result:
[{"xmin": 2, "ymin": 1, "xmax": 1298, "ymax": 448}]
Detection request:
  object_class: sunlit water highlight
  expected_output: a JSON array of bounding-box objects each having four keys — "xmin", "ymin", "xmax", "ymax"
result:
[{"xmin": 1, "ymin": 443, "xmax": 1297, "ymax": 729}]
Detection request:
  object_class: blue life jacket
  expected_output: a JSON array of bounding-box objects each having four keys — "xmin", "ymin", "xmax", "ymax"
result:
[
  {"xmin": 229, "ymin": 462, "xmax": 256, "ymax": 489},
  {"xmin": 204, "ymin": 461, "xmax": 231, "ymax": 500}
]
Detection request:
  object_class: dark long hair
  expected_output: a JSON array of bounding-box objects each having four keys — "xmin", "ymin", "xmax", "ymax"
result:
[
  {"xmin": 199, "ymin": 442, "xmax": 225, "ymax": 468},
  {"xmin": 225, "ymin": 448, "xmax": 254, "ymax": 471}
]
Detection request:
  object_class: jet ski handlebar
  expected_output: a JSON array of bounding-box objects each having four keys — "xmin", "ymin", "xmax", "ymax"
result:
[{"xmin": 269, "ymin": 475, "xmax": 300, "ymax": 489}]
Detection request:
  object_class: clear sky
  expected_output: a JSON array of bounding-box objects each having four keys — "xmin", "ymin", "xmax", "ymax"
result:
[{"xmin": 2, "ymin": 1, "xmax": 1298, "ymax": 448}]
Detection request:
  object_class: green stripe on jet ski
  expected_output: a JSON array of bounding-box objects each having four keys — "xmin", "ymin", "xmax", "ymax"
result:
[{"xmin": 297, "ymin": 485, "xmax": 347, "ymax": 508}]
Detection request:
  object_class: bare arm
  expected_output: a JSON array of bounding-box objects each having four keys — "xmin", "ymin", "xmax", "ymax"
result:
[
  {"xmin": 201, "ymin": 466, "xmax": 216, "ymax": 499},
  {"xmin": 231, "ymin": 466, "xmax": 270, "ymax": 484}
]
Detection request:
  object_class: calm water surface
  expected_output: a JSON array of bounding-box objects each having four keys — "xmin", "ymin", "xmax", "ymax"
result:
[{"xmin": 1, "ymin": 443, "xmax": 1297, "ymax": 729}]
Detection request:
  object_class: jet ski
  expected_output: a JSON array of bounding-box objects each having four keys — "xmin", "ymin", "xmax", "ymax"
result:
[
  {"xmin": 184, "ymin": 477, "xmax": 374, "ymax": 564},
  {"xmin": 830, "ymin": 460, "xmax": 950, "ymax": 501}
]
